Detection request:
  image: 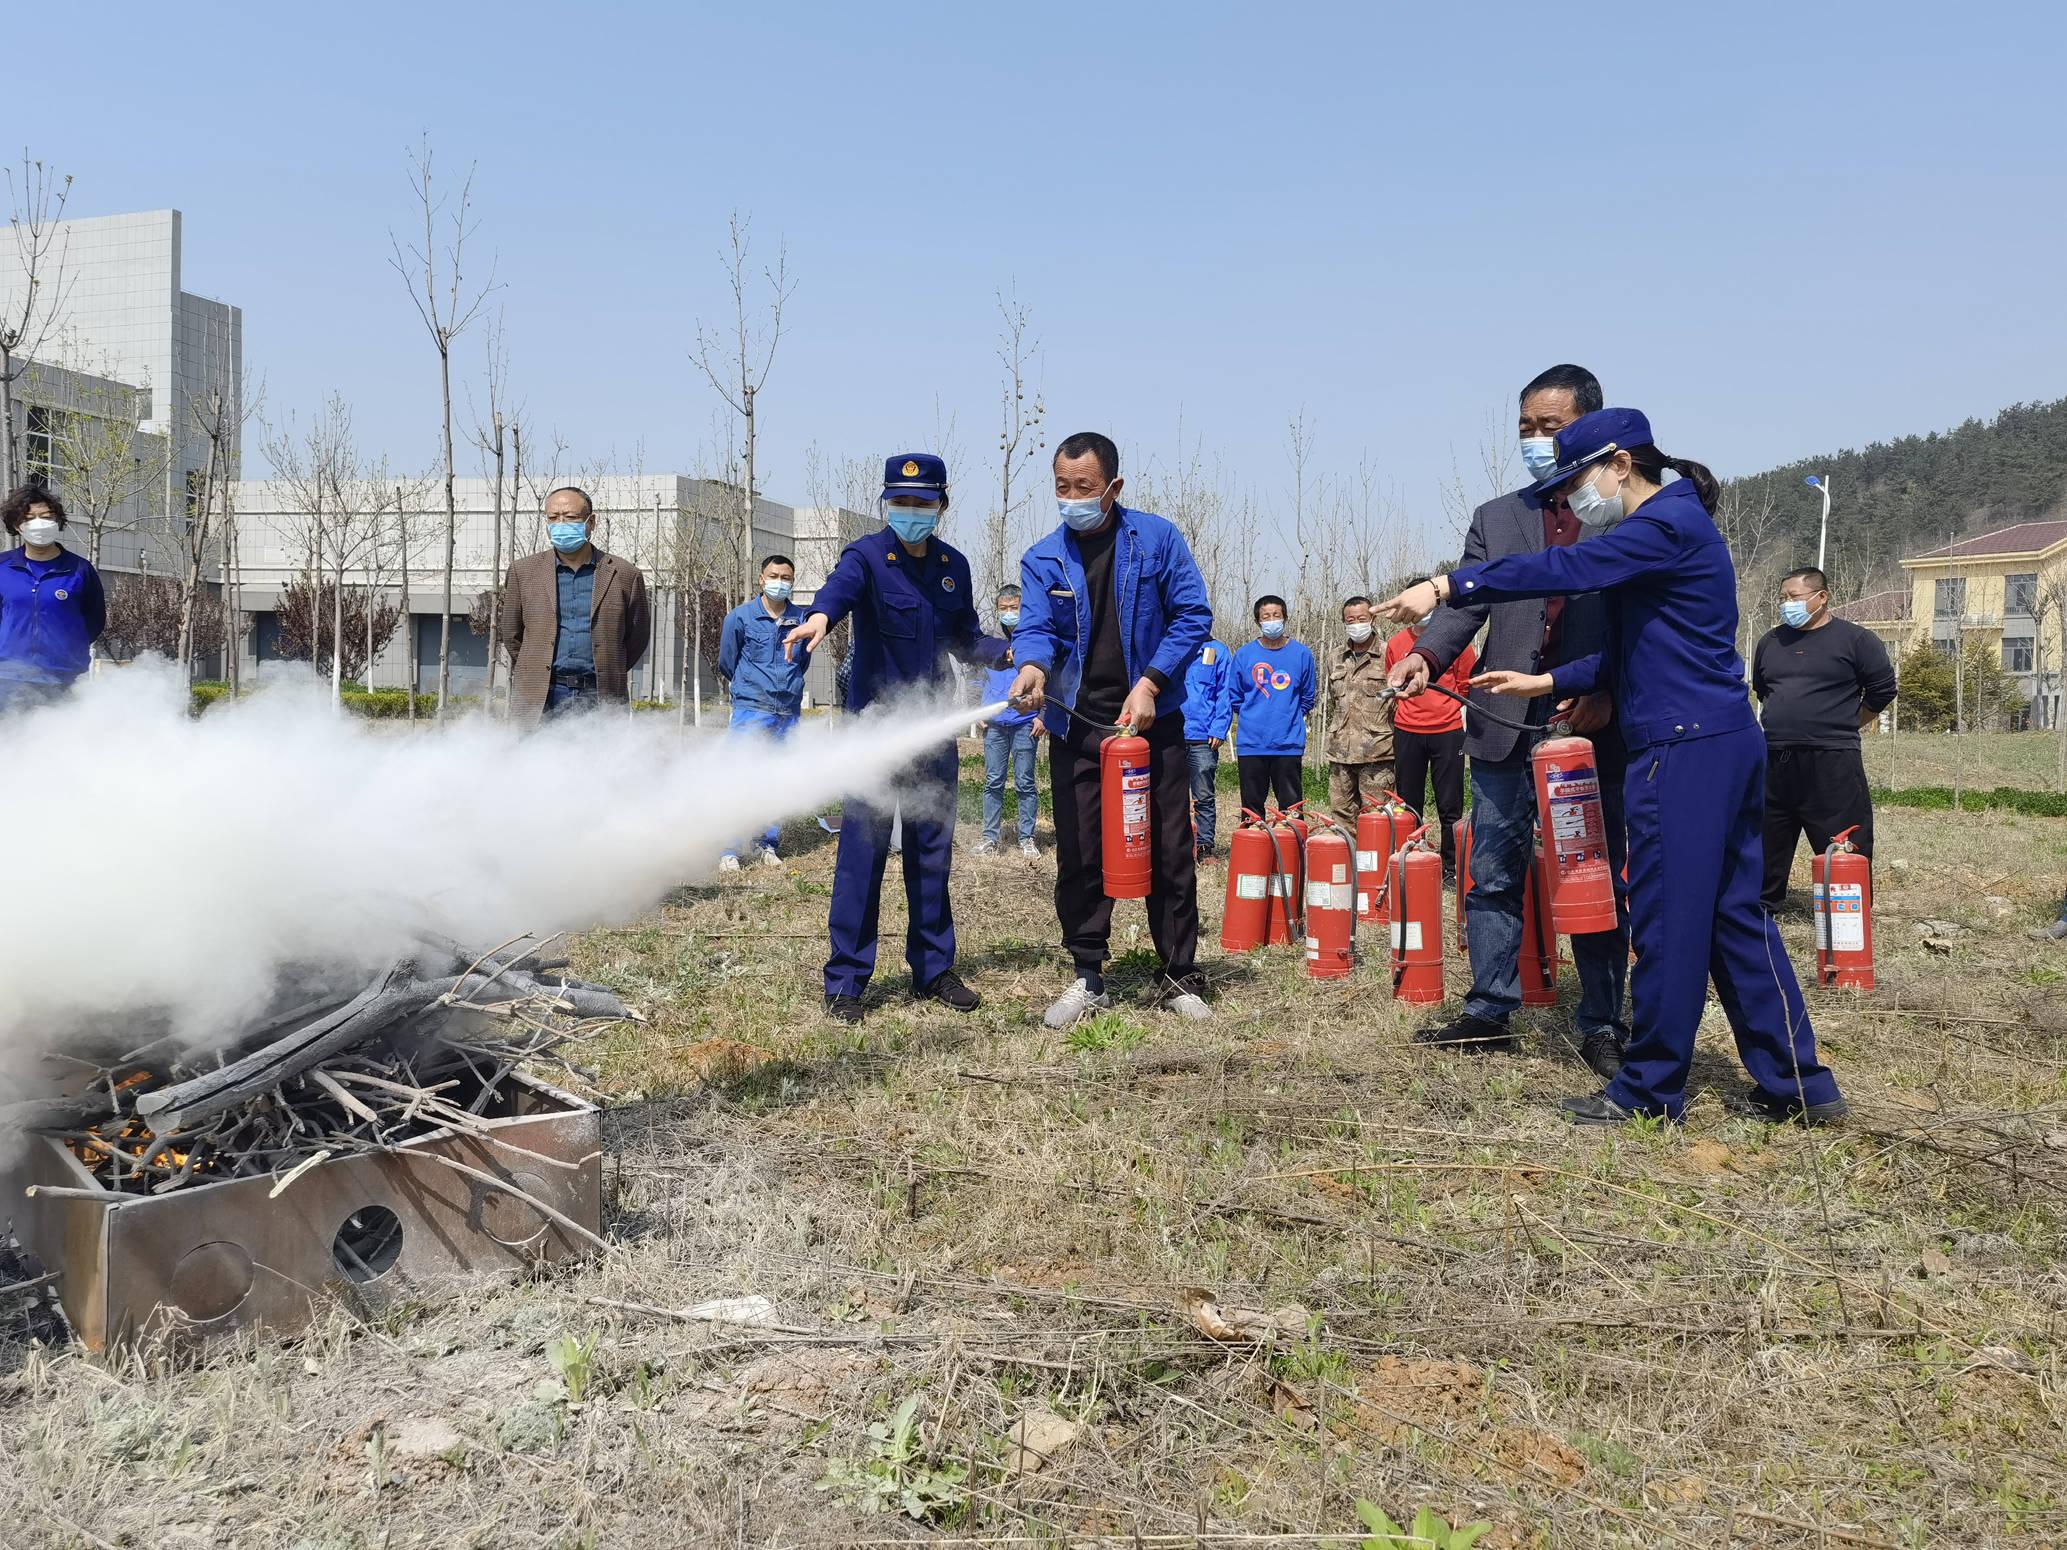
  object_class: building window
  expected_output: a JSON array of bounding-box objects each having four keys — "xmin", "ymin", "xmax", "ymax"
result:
[
  {"xmin": 2005, "ymin": 573, "xmax": 2038, "ymax": 617},
  {"xmin": 2004, "ymin": 636, "xmax": 2035, "ymax": 674},
  {"xmin": 1933, "ymin": 577, "xmax": 1966, "ymax": 620},
  {"xmin": 25, "ymin": 405, "xmax": 55, "ymax": 483}
]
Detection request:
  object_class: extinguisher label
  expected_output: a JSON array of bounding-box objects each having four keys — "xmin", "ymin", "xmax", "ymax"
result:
[
  {"xmin": 1123, "ymin": 793, "xmax": 1150, "ymax": 832},
  {"xmin": 1356, "ymin": 850, "xmax": 1380, "ymax": 872},
  {"xmin": 1121, "ymin": 770, "xmax": 1150, "ymax": 791},
  {"xmin": 1548, "ymin": 800, "xmax": 1603, "ymax": 847},
  {"xmin": 1307, "ymin": 881, "xmax": 1353, "ymax": 910},
  {"xmin": 1268, "ymin": 875, "xmax": 1293, "ymax": 897},
  {"xmin": 1814, "ymin": 884, "xmax": 1866, "ymax": 952},
  {"xmin": 1236, "ymin": 874, "xmax": 1268, "ymax": 901},
  {"xmin": 1389, "ymin": 921, "xmax": 1423, "ymax": 950}
]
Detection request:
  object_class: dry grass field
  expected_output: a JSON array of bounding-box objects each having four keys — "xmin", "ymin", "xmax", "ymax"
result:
[{"xmin": 4, "ymin": 743, "xmax": 2066, "ymax": 1549}]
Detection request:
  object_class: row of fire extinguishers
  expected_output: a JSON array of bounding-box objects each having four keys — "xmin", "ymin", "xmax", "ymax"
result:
[
  {"xmin": 1095, "ymin": 725, "xmax": 1876, "ymax": 994},
  {"xmin": 1218, "ymin": 734, "xmax": 1622, "ymax": 999}
]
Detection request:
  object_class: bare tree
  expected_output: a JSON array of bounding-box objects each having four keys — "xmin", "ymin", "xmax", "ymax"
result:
[
  {"xmin": 0, "ymin": 154, "xmax": 74, "ymax": 493},
  {"xmin": 262, "ymin": 396, "xmax": 363, "ymax": 704},
  {"xmin": 985, "ymin": 286, "xmax": 1045, "ymax": 595},
  {"xmin": 180, "ymin": 320, "xmax": 258, "ymax": 689},
  {"xmin": 466, "ymin": 312, "xmax": 515, "ymax": 703},
  {"xmin": 391, "ymin": 137, "xmax": 497, "ymax": 716},
  {"xmin": 1715, "ymin": 479, "xmax": 1790, "ymax": 667},
  {"xmin": 690, "ymin": 211, "xmax": 794, "ymax": 599},
  {"xmin": 32, "ymin": 353, "xmax": 169, "ymax": 567}
]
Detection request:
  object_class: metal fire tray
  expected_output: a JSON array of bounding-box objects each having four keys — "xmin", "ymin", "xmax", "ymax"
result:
[{"xmin": 2, "ymin": 1073, "xmax": 601, "ymax": 1351}]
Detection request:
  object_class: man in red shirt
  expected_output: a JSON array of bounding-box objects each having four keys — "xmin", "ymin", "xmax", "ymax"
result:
[{"xmin": 1384, "ymin": 607, "xmax": 1473, "ymax": 879}]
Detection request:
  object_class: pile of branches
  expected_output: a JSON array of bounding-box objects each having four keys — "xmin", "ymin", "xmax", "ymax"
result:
[{"xmin": 7, "ymin": 937, "xmax": 632, "ymax": 1198}]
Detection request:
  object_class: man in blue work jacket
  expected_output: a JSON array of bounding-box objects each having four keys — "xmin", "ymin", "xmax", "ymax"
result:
[
  {"xmin": 1008, "ymin": 431, "xmax": 1217, "ymax": 1030},
  {"xmin": 1180, "ymin": 637, "xmax": 1236, "ymax": 862},
  {"xmin": 717, "ymin": 553, "xmax": 809, "ymax": 870},
  {"xmin": 783, "ymin": 454, "xmax": 1007, "ymax": 1024}
]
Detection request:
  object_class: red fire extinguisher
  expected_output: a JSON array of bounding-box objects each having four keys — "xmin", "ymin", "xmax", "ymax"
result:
[
  {"xmin": 1304, "ymin": 818, "xmax": 1358, "ymax": 979},
  {"xmin": 1520, "ymin": 842, "xmax": 1560, "ymax": 1007},
  {"xmin": 1264, "ymin": 806, "xmax": 1307, "ymax": 947},
  {"xmin": 1222, "ymin": 813, "xmax": 1275, "ymax": 952},
  {"xmin": 1098, "ymin": 734, "xmax": 1152, "ymax": 899},
  {"xmin": 1356, "ymin": 793, "xmax": 1419, "ymax": 928},
  {"xmin": 1529, "ymin": 734, "xmax": 1619, "ymax": 936},
  {"xmin": 1812, "ymin": 825, "xmax": 1874, "ymax": 990},
  {"xmin": 1389, "ymin": 825, "xmax": 1445, "ymax": 1004}
]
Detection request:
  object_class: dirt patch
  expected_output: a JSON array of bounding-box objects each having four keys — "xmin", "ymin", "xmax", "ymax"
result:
[{"xmin": 1352, "ymin": 1356, "xmax": 1491, "ymax": 1442}]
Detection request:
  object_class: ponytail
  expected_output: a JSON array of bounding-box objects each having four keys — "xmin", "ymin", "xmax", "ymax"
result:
[{"xmin": 1629, "ymin": 445, "xmax": 1720, "ymax": 514}]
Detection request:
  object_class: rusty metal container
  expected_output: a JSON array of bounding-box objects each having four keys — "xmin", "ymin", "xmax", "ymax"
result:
[{"xmin": 2, "ymin": 1073, "xmax": 601, "ymax": 1352}]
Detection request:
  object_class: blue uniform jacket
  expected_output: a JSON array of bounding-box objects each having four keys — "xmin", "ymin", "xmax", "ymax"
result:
[
  {"xmin": 718, "ymin": 596, "xmax": 809, "ymax": 713},
  {"xmin": 1230, "ymin": 639, "xmax": 1319, "ymax": 755},
  {"xmin": 1012, "ymin": 505, "xmax": 1214, "ymax": 737},
  {"xmin": 0, "ymin": 545, "xmax": 106, "ymax": 683},
  {"xmin": 1179, "ymin": 639, "xmax": 1235, "ymax": 741},
  {"xmin": 1447, "ymin": 479, "xmax": 1755, "ymax": 753},
  {"xmin": 810, "ymin": 528, "xmax": 1006, "ymax": 710}
]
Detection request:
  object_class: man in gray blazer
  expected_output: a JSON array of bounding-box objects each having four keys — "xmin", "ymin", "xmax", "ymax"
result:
[{"xmin": 1389, "ymin": 365, "xmax": 1630, "ymax": 1078}]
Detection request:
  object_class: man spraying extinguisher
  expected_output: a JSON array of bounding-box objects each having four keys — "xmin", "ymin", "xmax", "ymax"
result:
[{"xmin": 1007, "ymin": 431, "xmax": 1217, "ymax": 1030}]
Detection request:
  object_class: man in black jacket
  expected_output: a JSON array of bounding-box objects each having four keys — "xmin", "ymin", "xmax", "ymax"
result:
[
  {"xmin": 1752, "ymin": 567, "xmax": 1897, "ymax": 910},
  {"xmin": 1389, "ymin": 364, "xmax": 1631, "ymax": 1078}
]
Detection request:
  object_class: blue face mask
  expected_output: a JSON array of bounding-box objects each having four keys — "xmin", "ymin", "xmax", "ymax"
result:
[
  {"xmin": 1780, "ymin": 598, "xmax": 1816, "ymax": 629},
  {"xmin": 1058, "ymin": 480, "xmax": 1114, "ymax": 532},
  {"xmin": 548, "ymin": 521, "xmax": 591, "ymax": 554},
  {"xmin": 1260, "ymin": 619, "xmax": 1286, "ymax": 640},
  {"xmin": 1520, "ymin": 437, "xmax": 1560, "ymax": 480},
  {"xmin": 999, "ymin": 610, "xmax": 1020, "ymax": 629},
  {"xmin": 884, "ymin": 502, "xmax": 941, "ymax": 546},
  {"xmin": 763, "ymin": 578, "xmax": 793, "ymax": 603}
]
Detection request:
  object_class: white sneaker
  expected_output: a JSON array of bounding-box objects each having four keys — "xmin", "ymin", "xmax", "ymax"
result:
[
  {"xmin": 975, "ymin": 838, "xmax": 998, "ymax": 855},
  {"xmin": 1019, "ymin": 838, "xmax": 1040, "ymax": 857},
  {"xmin": 758, "ymin": 846, "xmax": 783, "ymax": 868},
  {"xmin": 718, "ymin": 853, "xmax": 742, "ymax": 873},
  {"xmin": 1043, "ymin": 978, "xmax": 1112, "ymax": 1031},
  {"xmin": 1163, "ymin": 990, "xmax": 1214, "ymax": 1022}
]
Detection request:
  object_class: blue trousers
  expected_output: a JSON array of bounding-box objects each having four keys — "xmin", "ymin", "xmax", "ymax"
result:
[
  {"xmin": 1608, "ymin": 725, "xmax": 1841, "ymax": 1118},
  {"xmin": 982, "ymin": 723, "xmax": 1038, "ymax": 843},
  {"xmin": 825, "ymin": 742, "xmax": 960, "ymax": 997},
  {"xmin": 1463, "ymin": 750, "xmax": 1630, "ymax": 1041},
  {"xmin": 1187, "ymin": 741, "xmax": 1220, "ymax": 854},
  {"xmin": 724, "ymin": 705, "xmax": 799, "ymax": 855}
]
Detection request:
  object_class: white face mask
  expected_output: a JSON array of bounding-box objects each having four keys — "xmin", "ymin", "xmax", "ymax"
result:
[
  {"xmin": 1345, "ymin": 621, "xmax": 1374, "ymax": 644},
  {"xmin": 1565, "ymin": 467, "xmax": 1625, "ymax": 528},
  {"xmin": 19, "ymin": 517, "xmax": 61, "ymax": 548}
]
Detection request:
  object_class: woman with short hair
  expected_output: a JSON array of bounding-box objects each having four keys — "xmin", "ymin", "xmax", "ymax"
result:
[{"xmin": 0, "ymin": 484, "xmax": 107, "ymax": 712}]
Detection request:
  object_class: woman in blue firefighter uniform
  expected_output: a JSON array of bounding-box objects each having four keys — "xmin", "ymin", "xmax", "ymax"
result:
[
  {"xmin": 1381, "ymin": 408, "xmax": 1845, "ymax": 1127},
  {"xmin": 782, "ymin": 455, "xmax": 1008, "ymax": 1025}
]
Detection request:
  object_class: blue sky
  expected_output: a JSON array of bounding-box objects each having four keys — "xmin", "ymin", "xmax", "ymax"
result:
[{"xmin": 20, "ymin": 0, "xmax": 2064, "ymax": 565}]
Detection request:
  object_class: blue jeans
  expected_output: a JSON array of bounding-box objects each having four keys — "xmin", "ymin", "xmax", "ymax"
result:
[
  {"xmin": 724, "ymin": 705, "xmax": 798, "ymax": 855},
  {"xmin": 1462, "ymin": 750, "xmax": 1630, "ymax": 1039},
  {"xmin": 1187, "ymin": 741, "xmax": 1220, "ymax": 853},
  {"xmin": 983, "ymin": 723, "xmax": 1038, "ymax": 843}
]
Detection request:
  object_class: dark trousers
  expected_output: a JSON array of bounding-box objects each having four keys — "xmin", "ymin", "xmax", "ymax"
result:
[
  {"xmin": 1237, "ymin": 754, "xmax": 1304, "ymax": 816},
  {"xmin": 1394, "ymin": 726, "xmax": 1466, "ymax": 870},
  {"xmin": 1611, "ymin": 726, "xmax": 1840, "ymax": 1118},
  {"xmin": 825, "ymin": 742, "xmax": 959, "ymax": 997},
  {"xmin": 1051, "ymin": 722, "xmax": 1200, "ymax": 988},
  {"xmin": 1761, "ymin": 745, "xmax": 1873, "ymax": 910}
]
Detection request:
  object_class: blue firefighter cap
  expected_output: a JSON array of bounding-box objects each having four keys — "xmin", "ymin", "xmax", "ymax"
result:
[
  {"xmin": 1530, "ymin": 407, "xmax": 1655, "ymax": 495},
  {"xmin": 882, "ymin": 453, "xmax": 948, "ymax": 502}
]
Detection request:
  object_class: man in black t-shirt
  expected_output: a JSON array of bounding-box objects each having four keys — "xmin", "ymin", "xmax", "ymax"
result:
[{"xmin": 1752, "ymin": 567, "xmax": 1899, "ymax": 911}]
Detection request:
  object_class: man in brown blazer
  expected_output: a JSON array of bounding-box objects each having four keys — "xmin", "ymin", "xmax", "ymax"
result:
[{"xmin": 502, "ymin": 486, "xmax": 652, "ymax": 721}]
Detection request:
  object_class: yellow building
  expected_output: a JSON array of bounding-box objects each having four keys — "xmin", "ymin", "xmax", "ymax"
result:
[{"xmin": 1895, "ymin": 519, "xmax": 2067, "ymax": 728}]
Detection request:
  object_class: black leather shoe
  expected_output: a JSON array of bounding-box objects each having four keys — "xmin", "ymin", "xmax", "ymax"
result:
[
  {"xmin": 1578, "ymin": 1031, "xmax": 1627, "ymax": 1082},
  {"xmin": 1561, "ymin": 1091, "xmax": 1639, "ymax": 1126},
  {"xmin": 918, "ymin": 970, "xmax": 981, "ymax": 1013},
  {"xmin": 1412, "ymin": 1014, "xmax": 1517, "ymax": 1055},
  {"xmin": 1746, "ymin": 1088, "xmax": 1850, "ymax": 1127},
  {"xmin": 825, "ymin": 995, "xmax": 865, "ymax": 1025}
]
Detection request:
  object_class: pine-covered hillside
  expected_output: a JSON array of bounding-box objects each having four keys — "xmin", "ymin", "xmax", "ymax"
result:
[{"xmin": 1725, "ymin": 396, "xmax": 2067, "ymax": 580}]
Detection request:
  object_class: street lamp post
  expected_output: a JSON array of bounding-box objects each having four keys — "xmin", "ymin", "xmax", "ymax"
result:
[{"xmin": 1804, "ymin": 474, "xmax": 1832, "ymax": 573}]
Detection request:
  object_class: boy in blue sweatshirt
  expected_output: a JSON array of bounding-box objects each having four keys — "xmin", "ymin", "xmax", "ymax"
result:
[
  {"xmin": 978, "ymin": 585, "xmax": 1044, "ymax": 854},
  {"xmin": 1180, "ymin": 637, "xmax": 1235, "ymax": 860},
  {"xmin": 1230, "ymin": 595, "xmax": 1317, "ymax": 816}
]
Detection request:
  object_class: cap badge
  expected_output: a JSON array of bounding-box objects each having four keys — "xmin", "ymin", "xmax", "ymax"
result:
[
  {"xmin": 55, "ymin": 588, "xmax": 69, "ymax": 600},
  {"xmin": 901, "ymin": 460, "xmax": 920, "ymax": 478},
  {"xmin": 941, "ymin": 576, "xmax": 956, "ymax": 592}
]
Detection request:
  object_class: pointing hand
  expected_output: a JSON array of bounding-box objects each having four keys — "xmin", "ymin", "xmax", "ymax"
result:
[{"xmin": 784, "ymin": 612, "xmax": 829, "ymax": 662}]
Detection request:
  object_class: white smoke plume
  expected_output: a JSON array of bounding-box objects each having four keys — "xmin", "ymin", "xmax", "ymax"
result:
[{"xmin": 1, "ymin": 663, "xmax": 999, "ymax": 1065}]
